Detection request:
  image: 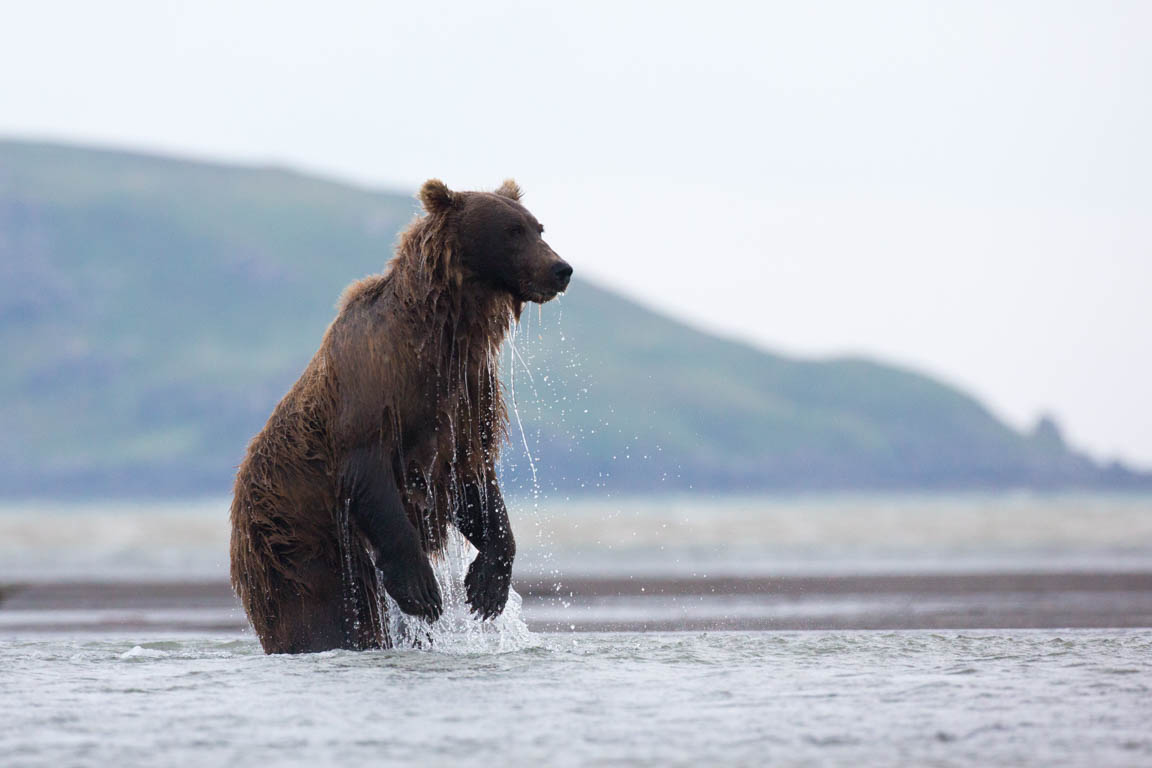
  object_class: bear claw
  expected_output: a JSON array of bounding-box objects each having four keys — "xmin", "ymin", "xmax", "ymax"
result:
[
  {"xmin": 465, "ymin": 550, "xmax": 512, "ymax": 621},
  {"xmin": 380, "ymin": 555, "xmax": 443, "ymax": 622}
]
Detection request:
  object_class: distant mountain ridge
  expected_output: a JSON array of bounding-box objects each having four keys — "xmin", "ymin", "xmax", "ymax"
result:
[{"xmin": 0, "ymin": 138, "xmax": 1147, "ymax": 497}]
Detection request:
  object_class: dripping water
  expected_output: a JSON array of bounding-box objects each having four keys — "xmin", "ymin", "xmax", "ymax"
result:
[
  {"xmin": 335, "ymin": 498, "xmax": 363, "ymax": 644},
  {"xmin": 330, "ymin": 300, "xmax": 577, "ymax": 652},
  {"xmin": 504, "ymin": 304, "xmax": 571, "ymax": 622},
  {"xmin": 506, "ymin": 314, "xmax": 540, "ymax": 491}
]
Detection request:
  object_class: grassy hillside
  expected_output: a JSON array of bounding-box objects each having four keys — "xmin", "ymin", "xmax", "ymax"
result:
[{"xmin": 0, "ymin": 139, "xmax": 1145, "ymax": 496}]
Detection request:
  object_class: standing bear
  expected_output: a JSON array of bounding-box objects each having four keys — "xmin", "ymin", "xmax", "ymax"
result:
[{"xmin": 230, "ymin": 179, "xmax": 572, "ymax": 654}]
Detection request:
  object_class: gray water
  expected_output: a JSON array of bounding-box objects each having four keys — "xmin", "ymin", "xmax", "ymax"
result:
[
  {"xmin": 3, "ymin": 493, "xmax": 1152, "ymax": 581},
  {"xmin": 3, "ymin": 494, "xmax": 1152, "ymax": 765},
  {"xmin": 3, "ymin": 630, "xmax": 1151, "ymax": 767}
]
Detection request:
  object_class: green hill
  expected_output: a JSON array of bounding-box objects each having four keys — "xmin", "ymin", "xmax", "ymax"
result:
[{"xmin": 0, "ymin": 138, "xmax": 1146, "ymax": 496}]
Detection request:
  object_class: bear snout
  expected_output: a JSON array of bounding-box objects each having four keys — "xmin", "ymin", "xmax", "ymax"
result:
[{"xmin": 552, "ymin": 260, "xmax": 573, "ymax": 292}]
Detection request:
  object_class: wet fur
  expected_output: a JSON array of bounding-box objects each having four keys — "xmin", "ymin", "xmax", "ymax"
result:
[{"xmin": 230, "ymin": 183, "xmax": 528, "ymax": 654}]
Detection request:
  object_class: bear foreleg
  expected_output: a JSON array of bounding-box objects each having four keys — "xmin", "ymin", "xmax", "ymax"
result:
[
  {"xmin": 344, "ymin": 445, "xmax": 443, "ymax": 622},
  {"xmin": 454, "ymin": 475, "xmax": 516, "ymax": 619}
]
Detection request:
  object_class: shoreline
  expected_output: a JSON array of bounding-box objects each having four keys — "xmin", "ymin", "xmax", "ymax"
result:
[{"xmin": 3, "ymin": 570, "xmax": 1151, "ymax": 633}]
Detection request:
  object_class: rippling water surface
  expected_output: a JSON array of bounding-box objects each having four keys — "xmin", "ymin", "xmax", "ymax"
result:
[
  {"xmin": 3, "ymin": 629, "xmax": 1151, "ymax": 767},
  {"xmin": 4, "ymin": 494, "xmax": 1151, "ymax": 764}
]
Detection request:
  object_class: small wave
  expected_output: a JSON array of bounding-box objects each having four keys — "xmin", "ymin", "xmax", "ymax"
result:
[{"xmin": 120, "ymin": 645, "xmax": 168, "ymax": 660}]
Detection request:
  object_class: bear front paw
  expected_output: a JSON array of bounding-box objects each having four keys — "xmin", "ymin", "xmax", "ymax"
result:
[
  {"xmin": 378, "ymin": 552, "xmax": 443, "ymax": 623},
  {"xmin": 465, "ymin": 550, "xmax": 512, "ymax": 620}
]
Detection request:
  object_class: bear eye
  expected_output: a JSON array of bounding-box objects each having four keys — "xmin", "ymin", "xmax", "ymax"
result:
[{"xmin": 507, "ymin": 224, "xmax": 525, "ymax": 235}]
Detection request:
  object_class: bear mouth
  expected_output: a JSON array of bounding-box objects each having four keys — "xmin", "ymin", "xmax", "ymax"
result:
[{"xmin": 519, "ymin": 286, "xmax": 562, "ymax": 304}]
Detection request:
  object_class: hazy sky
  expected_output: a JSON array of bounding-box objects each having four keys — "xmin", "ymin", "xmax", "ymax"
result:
[{"xmin": 2, "ymin": 1, "xmax": 1150, "ymax": 466}]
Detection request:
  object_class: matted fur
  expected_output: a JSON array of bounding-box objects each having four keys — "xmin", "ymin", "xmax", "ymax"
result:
[{"xmin": 230, "ymin": 185, "xmax": 520, "ymax": 653}]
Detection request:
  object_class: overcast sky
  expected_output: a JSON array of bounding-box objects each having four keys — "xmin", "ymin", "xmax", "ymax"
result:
[{"xmin": 2, "ymin": 1, "xmax": 1150, "ymax": 467}]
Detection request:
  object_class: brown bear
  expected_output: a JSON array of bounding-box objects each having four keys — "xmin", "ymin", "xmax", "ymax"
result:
[{"xmin": 229, "ymin": 179, "xmax": 572, "ymax": 654}]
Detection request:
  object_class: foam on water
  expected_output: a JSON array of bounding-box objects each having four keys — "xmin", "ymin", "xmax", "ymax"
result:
[
  {"xmin": 119, "ymin": 645, "xmax": 168, "ymax": 660},
  {"xmin": 383, "ymin": 529, "xmax": 539, "ymax": 654}
]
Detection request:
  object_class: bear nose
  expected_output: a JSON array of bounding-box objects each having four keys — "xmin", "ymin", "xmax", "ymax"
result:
[{"xmin": 553, "ymin": 261, "xmax": 573, "ymax": 288}]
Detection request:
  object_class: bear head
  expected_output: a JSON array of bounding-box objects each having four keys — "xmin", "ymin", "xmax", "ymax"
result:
[{"xmin": 419, "ymin": 178, "xmax": 572, "ymax": 304}]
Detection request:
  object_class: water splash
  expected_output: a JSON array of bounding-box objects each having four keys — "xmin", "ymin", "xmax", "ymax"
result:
[{"xmin": 382, "ymin": 528, "xmax": 538, "ymax": 654}]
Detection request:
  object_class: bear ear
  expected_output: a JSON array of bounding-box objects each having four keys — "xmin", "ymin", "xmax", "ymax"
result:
[
  {"xmin": 419, "ymin": 179, "xmax": 456, "ymax": 214},
  {"xmin": 495, "ymin": 179, "xmax": 523, "ymax": 202}
]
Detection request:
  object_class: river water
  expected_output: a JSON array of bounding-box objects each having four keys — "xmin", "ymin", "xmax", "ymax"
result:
[
  {"xmin": 3, "ymin": 493, "xmax": 1152, "ymax": 581},
  {"xmin": 3, "ymin": 629, "xmax": 1150, "ymax": 767},
  {"xmin": 2, "ymin": 493, "xmax": 1151, "ymax": 765}
]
